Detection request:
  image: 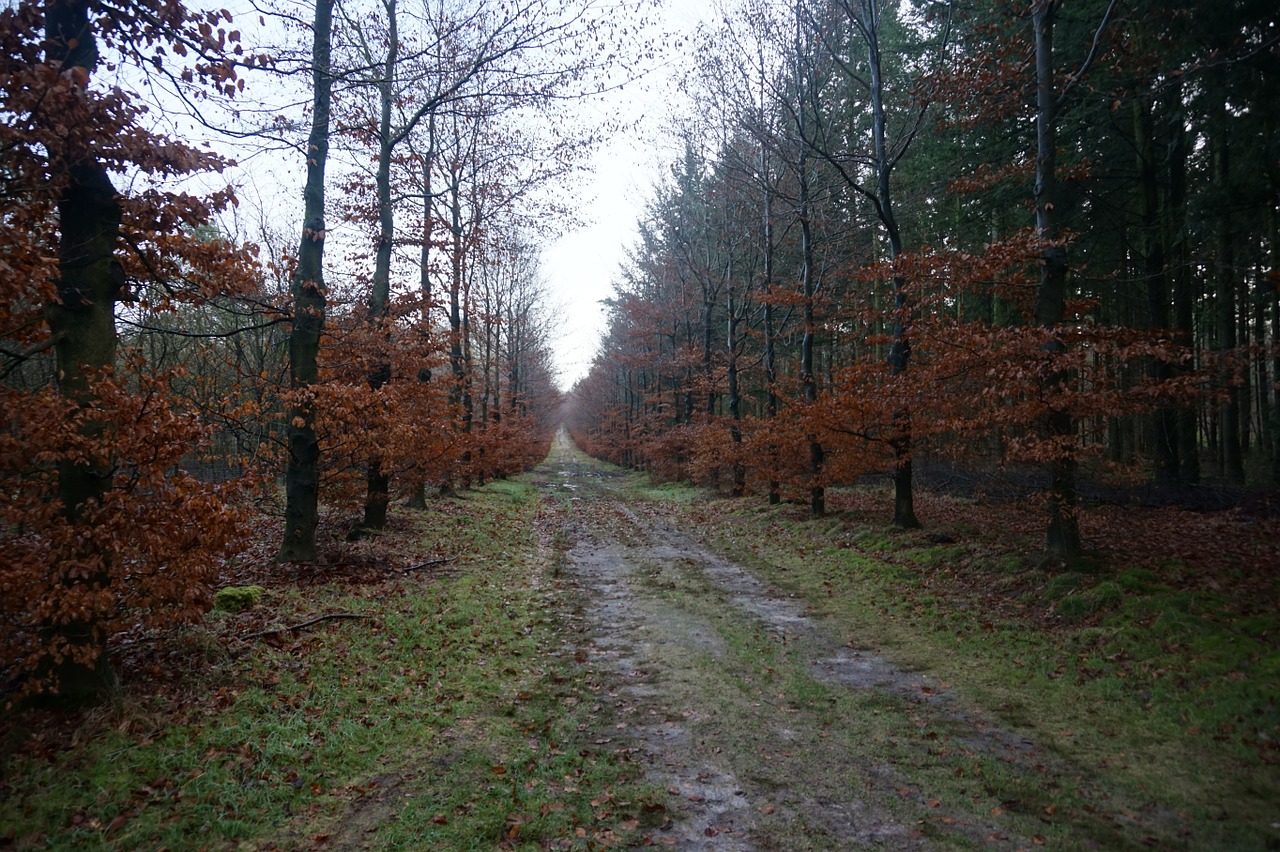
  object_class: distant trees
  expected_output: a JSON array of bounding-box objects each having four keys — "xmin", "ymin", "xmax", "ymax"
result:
[{"xmin": 567, "ymin": 0, "xmax": 1280, "ymax": 559}]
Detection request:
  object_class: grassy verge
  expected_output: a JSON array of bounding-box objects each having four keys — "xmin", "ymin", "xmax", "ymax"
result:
[
  {"xmin": 0, "ymin": 478, "xmax": 660, "ymax": 850},
  {"xmin": 633, "ymin": 481, "xmax": 1279, "ymax": 849}
]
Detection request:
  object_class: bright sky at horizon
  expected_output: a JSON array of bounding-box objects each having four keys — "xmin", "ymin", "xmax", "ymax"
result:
[{"xmin": 540, "ymin": 0, "xmax": 718, "ymax": 391}]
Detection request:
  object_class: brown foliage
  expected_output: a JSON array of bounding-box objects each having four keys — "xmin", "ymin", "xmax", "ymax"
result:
[{"xmin": 0, "ymin": 0, "xmax": 261, "ymax": 696}]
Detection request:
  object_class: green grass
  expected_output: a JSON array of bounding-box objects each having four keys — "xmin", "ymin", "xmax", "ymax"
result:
[
  {"xmin": 642, "ymin": 483, "xmax": 1280, "ymax": 849},
  {"xmin": 0, "ymin": 478, "xmax": 661, "ymax": 850}
]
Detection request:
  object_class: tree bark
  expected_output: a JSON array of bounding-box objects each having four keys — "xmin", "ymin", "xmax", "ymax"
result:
[
  {"xmin": 795, "ymin": 6, "xmax": 823, "ymax": 517},
  {"xmin": 1031, "ymin": 0, "xmax": 1081, "ymax": 561},
  {"xmin": 1135, "ymin": 94, "xmax": 1179, "ymax": 485},
  {"xmin": 1213, "ymin": 98, "xmax": 1244, "ymax": 484},
  {"xmin": 361, "ymin": 0, "xmax": 399, "ymax": 530},
  {"xmin": 862, "ymin": 0, "xmax": 919, "ymax": 530},
  {"xmin": 279, "ymin": 0, "xmax": 334, "ymax": 562},
  {"xmin": 726, "ymin": 256, "xmax": 745, "ymax": 497},
  {"xmin": 1168, "ymin": 79, "xmax": 1199, "ymax": 483},
  {"xmin": 41, "ymin": 0, "xmax": 123, "ymax": 700}
]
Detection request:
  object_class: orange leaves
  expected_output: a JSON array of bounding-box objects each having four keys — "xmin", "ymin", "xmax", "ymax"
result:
[{"xmin": 1, "ymin": 365, "xmax": 251, "ymax": 695}]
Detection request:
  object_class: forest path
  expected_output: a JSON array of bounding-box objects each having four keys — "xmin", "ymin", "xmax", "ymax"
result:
[{"xmin": 528, "ymin": 432, "xmax": 1035, "ymax": 850}]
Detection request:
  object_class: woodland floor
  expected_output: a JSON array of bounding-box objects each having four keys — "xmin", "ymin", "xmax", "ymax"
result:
[{"xmin": 2, "ymin": 433, "xmax": 1277, "ymax": 849}]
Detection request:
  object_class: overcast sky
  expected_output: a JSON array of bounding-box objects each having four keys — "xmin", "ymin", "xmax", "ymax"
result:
[{"xmin": 540, "ymin": 0, "xmax": 718, "ymax": 390}]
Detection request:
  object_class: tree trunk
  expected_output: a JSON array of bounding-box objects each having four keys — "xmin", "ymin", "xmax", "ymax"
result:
[
  {"xmin": 1168, "ymin": 79, "xmax": 1200, "ymax": 483},
  {"xmin": 40, "ymin": 0, "xmax": 123, "ymax": 700},
  {"xmin": 361, "ymin": 0, "xmax": 399, "ymax": 530},
  {"xmin": 795, "ymin": 7, "xmax": 823, "ymax": 517},
  {"xmin": 726, "ymin": 258, "xmax": 745, "ymax": 497},
  {"xmin": 763, "ymin": 171, "xmax": 781, "ymax": 506},
  {"xmin": 279, "ymin": 0, "xmax": 334, "ymax": 561},
  {"xmin": 1135, "ymin": 95, "xmax": 1179, "ymax": 484},
  {"xmin": 1267, "ymin": 111, "xmax": 1280, "ymax": 485},
  {"xmin": 1031, "ymin": 0, "xmax": 1081, "ymax": 561},
  {"xmin": 854, "ymin": 0, "xmax": 920, "ymax": 529},
  {"xmin": 408, "ymin": 136, "xmax": 435, "ymax": 510},
  {"xmin": 1213, "ymin": 103, "xmax": 1245, "ymax": 484}
]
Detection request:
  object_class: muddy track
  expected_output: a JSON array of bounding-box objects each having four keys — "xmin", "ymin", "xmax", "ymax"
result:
[{"xmin": 532, "ymin": 434, "xmax": 1044, "ymax": 850}]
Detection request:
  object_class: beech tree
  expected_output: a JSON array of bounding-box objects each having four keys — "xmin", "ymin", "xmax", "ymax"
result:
[
  {"xmin": 279, "ymin": 0, "xmax": 335, "ymax": 562},
  {"xmin": 1, "ymin": 0, "xmax": 259, "ymax": 698}
]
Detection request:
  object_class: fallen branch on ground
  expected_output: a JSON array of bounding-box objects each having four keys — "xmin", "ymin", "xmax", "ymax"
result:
[
  {"xmin": 404, "ymin": 557, "xmax": 455, "ymax": 573},
  {"xmin": 242, "ymin": 613, "xmax": 372, "ymax": 640}
]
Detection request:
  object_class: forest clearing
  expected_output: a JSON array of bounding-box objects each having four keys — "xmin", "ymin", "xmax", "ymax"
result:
[{"xmin": 2, "ymin": 434, "xmax": 1276, "ymax": 849}]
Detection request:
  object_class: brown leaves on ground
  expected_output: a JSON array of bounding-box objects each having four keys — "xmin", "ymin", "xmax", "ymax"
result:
[{"xmin": 752, "ymin": 484, "xmax": 1279, "ymax": 630}]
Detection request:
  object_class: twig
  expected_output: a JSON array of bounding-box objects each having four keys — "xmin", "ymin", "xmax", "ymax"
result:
[
  {"xmin": 243, "ymin": 613, "xmax": 371, "ymax": 640},
  {"xmin": 403, "ymin": 556, "xmax": 454, "ymax": 573}
]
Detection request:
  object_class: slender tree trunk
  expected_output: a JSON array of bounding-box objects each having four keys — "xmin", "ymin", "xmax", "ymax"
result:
[
  {"xmin": 865, "ymin": 5, "xmax": 919, "ymax": 529},
  {"xmin": 726, "ymin": 259, "xmax": 745, "ymax": 497},
  {"xmin": 279, "ymin": 0, "xmax": 334, "ymax": 561},
  {"xmin": 41, "ymin": 0, "xmax": 123, "ymax": 699},
  {"xmin": 408, "ymin": 137, "xmax": 435, "ymax": 510},
  {"xmin": 1214, "ymin": 104, "xmax": 1245, "ymax": 484},
  {"xmin": 1135, "ymin": 94, "xmax": 1179, "ymax": 484},
  {"xmin": 763, "ymin": 188, "xmax": 781, "ymax": 506},
  {"xmin": 361, "ymin": 0, "xmax": 399, "ymax": 530},
  {"xmin": 795, "ymin": 8, "xmax": 823, "ymax": 517},
  {"xmin": 445, "ymin": 162, "xmax": 466, "ymax": 493},
  {"xmin": 799, "ymin": 165, "xmax": 824, "ymax": 518},
  {"xmin": 1169, "ymin": 79, "xmax": 1200, "ymax": 483},
  {"xmin": 1266, "ymin": 111, "xmax": 1280, "ymax": 485},
  {"xmin": 1031, "ymin": 0, "xmax": 1081, "ymax": 560}
]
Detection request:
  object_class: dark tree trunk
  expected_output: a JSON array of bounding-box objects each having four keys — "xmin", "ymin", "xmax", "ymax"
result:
[
  {"xmin": 726, "ymin": 259, "xmax": 745, "ymax": 497},
  {"xmin": 1135, "ymin": 95, "xmax": 1179, "ymax": 484},
  {"xmin": 1168, "ymin": 79, "xmax": 1200, "ymax": 483},
  {"xmin": 408, "ymin": 139, "xmax": 435, "ymax": 510},
  {"xmin": 40, "ymin": 0, "xmax": 123, "ymax": 700},
  {"xmin": 800, "ymin": 162, "xmax": 824, "ymax": 518},
  {"xmin": 361, "ymin": 0, "xmax": 399, "ymax": 530},
  {"xmin": 279, "ymin": 0, "xmax": 334, "ymax": 561},
  {"xmin": 1032, "ymin": 0, "xmax": 1081, "ymax": 561},
  {"xmin": 794, "ymin": 9, "xmax": 823, "ymax": 517},
  {"xmin": 762, "ymin": 145, "xmax": 781, "ymax": 505},
  {"xmin": 1267, "ymin": 111, "xmax": 1280, "ymax": 485},
  {"xmin": 1213, "ymin": 106, "xmax": 1245, "ymax": 484},
  {"xmin": 864, "ymin": 0, "xmax": 920, "ymax": 530}
]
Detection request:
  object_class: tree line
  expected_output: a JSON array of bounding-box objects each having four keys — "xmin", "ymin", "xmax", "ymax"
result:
[
  {"xmin": 566, "ymin": 0, "xmax": 1279, "ymax": 556},
  {"xmin": 1, "ymin": 0, "xmax": 621, "ymax": 700}
]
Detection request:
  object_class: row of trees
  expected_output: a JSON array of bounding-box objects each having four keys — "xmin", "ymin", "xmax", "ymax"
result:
[
  {"xmin": 2, "ymin": 0, "xmax": 610, "ymax": 699},
  {"xmin": 566, "ymin": 0, "xmax": 1279, "ymax": 558}
]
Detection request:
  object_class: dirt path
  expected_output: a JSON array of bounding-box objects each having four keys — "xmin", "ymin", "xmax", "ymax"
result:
[{"xmin": 532, "ymin": 433, "xmax": 1041, "ymax": 850}]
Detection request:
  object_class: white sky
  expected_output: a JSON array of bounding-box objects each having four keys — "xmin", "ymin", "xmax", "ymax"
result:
[{"xmin": 540, "ymin": 0, "xmax": 718, "ymax": 390}]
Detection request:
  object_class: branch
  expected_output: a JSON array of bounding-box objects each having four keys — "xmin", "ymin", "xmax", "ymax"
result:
[
  {"xmin": 1058, "ymin": 0, "xmax": 1119, "ymax": 105},
  {"xmin": 117, "ymin": 315, "xmax": 291, "ymax": 339},
  {"xmin": 403, "ymin": 556, "xmax": 455, "ymax": 573},
  {"xmin": 0, "ymin": 331, "xmax": 65, "ymax": 380},
  {"xmin": 242, "ymin": 613, "xmax": 372, "ymax": 639}
]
